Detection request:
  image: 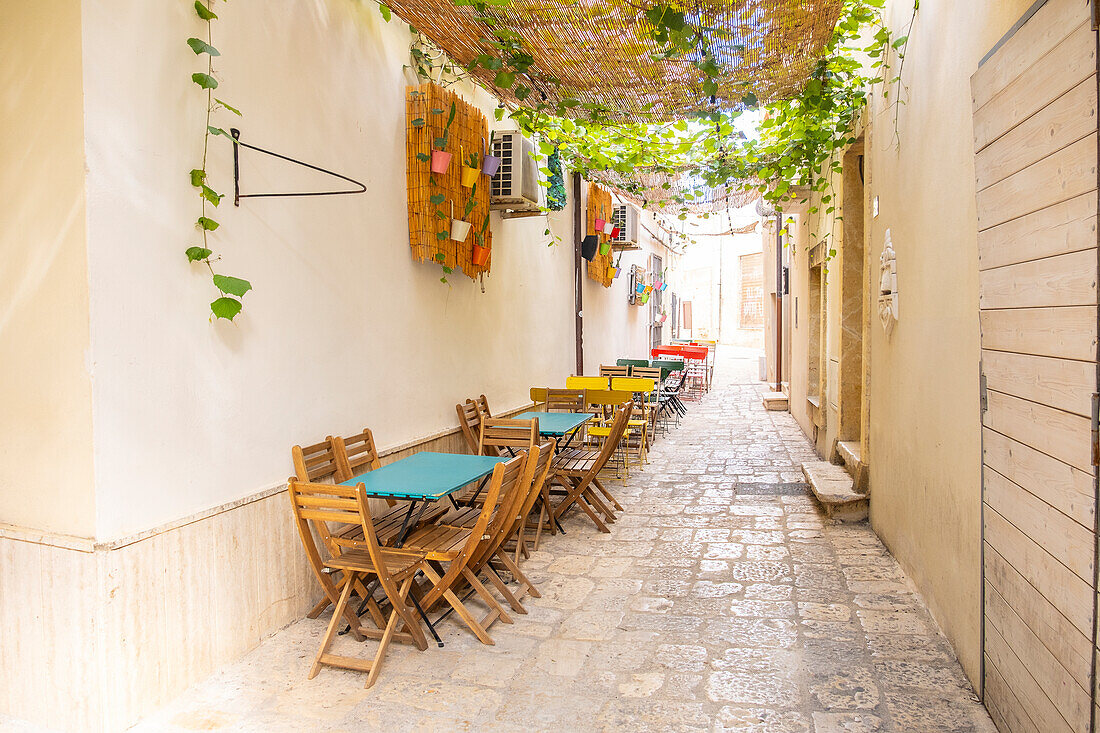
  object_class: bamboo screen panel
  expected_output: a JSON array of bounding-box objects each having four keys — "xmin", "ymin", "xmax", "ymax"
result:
[
  {"xmin": 406, "ymin": 83, "xmax": 492, "ymax": 280},
  {"xmin": 384, "ymin": 0, "xmax": 844, "ymax": 122},
  {"xmin": 586, "ymin": 183, "xmax": 614, "ymax": 288}
]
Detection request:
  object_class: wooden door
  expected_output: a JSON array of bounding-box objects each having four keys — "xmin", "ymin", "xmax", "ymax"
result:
[{"xmin": 972, "ymin": 1, "xmax": 1099, "ymax": 731}]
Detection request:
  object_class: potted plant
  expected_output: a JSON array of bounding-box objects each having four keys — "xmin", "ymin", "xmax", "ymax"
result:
[
  {"xmin": 611, "ymin": 251, "xmax": 624, "ymax": 279},
  {"xmin": 471, "ymin": 210, "xmax": 491, "ymax": 265},
  {"xmin": 461, "ymin": 150, "xmax": 480, "ymax": 188},
  {"xmin": 482, "ymin": 132, "xmax": 502, "ymax": 177},
  {"xmin": 449, "ymin": 192, "xmax": 474, "ymax": 242},
  {"xmin": 599, "ymin": 239, "xmax": 611, "ymax": 256},
  {"xmin": 635, "ymin": 281, "xmax": 646, "ymax": 294},
  {"xmin": 594, "ymin": 204, "xmax": 606, "ymax": 235},
  {"xmin": 640, "ymin": 293, "xmax": 650, "ymax": 305},
  {"xmin": 606, "ymin": 264, "xmax": 618, "ymax": 280},
  {"xmin": 431, "ymin": 101, "xmax": 457, "ymax": 174}
]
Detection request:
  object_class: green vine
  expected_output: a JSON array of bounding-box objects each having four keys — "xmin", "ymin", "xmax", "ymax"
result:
[{"xmin": 185, "ymin": 0, "xmax": 251, "ymax": 321}]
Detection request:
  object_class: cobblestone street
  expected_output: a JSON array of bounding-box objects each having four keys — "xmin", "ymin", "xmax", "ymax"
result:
[{"xmin": 135, "ymin": 350, "xmax": 995, "ymax": 732}]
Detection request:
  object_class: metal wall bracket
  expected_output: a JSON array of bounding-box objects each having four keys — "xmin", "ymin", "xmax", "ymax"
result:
[{"xmin": 230, "ymin": 128, "xmax": 366, "ymax": 206}]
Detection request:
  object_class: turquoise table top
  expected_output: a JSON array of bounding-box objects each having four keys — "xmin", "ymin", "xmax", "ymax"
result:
[
  {"xmin": 339, "ymin": 451, "xmax": 506, "ymax": 500},
  {"xmin": 514, "ymin": 411, "xmax": 591, "ymax": 436}
]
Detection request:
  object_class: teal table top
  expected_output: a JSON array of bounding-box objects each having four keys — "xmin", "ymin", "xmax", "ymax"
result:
[
  {"xmin": 514, "ymin": 411, "xmax": 591, "ymax": 436},
  {"xmin": 339, "ymin": 451, "xmax": 506, "ymax": 500}
]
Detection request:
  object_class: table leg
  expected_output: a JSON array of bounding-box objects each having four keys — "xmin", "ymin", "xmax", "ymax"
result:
[{"xmin": 394, "ymin": 500, "xmax": 430, "ymax": 548}]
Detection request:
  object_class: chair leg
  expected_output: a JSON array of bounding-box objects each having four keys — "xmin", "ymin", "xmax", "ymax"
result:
[
  {"xmin": 421, "ymin": 564, "xmax": 495, "ymax": 645},
  {"xmin": 481, "ymin": 564, "xmax": 527, "ymax": 613},
  {"xmin": 310, "ymin": 570, "xmax": 357, "ymax": 679},
  {"xmin": 495, "ymin": 549, "xmax": 541, "ymax": 599},
  {"xmin": 593, "ymin": 478, "xmax": 623, "ymax": 512},
  {"xmin": 365, "ymin": 575, "xmax": 413, "ymax": 689},
  {"xmin": 461, "ymin": 566, "xmax": 514, "ymax": 626}
]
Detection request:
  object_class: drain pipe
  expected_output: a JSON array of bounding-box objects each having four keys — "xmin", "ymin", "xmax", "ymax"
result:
[
  {"xmin": 774, "ymin": 211, "xmax": 783, "ymax": 392},
  {"xmin": 572, "ymin": 171, "xmax": 584, "ymax": 376}
]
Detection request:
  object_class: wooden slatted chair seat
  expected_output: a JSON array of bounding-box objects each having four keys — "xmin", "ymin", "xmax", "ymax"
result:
[{"xmin": 400, "ymin": 523, "xmax": 472, "ymax": 561}]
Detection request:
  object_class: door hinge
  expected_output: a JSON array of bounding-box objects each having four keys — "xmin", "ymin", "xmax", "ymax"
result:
[
  {"xmin": 1092, "ymin": 392, "xmax": 1099, "ymax": 467},
  {"xmin": 979, "ymin": 372, "xmax": 988, "ymax": 416}
]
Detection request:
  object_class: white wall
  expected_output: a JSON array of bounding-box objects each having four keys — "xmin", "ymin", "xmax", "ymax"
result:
[
  {"xmin": 77, "ymin": 0, "xmax": 656, "ymax": 540},
  {"xmin": 0, "ymin": 0, "xmax": 96, "ymax": 537}
]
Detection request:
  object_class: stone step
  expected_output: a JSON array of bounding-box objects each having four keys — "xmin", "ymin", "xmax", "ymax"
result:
[
  {"xmin": 836, "ymin": 440, "xmax": 868, "ymax": 492},
  {"xmin": 802, "ymin": 460, "xmax": 868, "ymax": 522},
  {"xmin": 762, "ymin": 392, "xmax": 788, "ymax": 411}
]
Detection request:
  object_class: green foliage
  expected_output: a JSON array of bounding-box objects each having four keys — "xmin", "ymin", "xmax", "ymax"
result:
[
  {"xmin": 545, "ymin": 149, "xmax": 566, "ymax": 211},
  {"xmin": 186, "ymin": 0, "xmax": 251, "ymax": 321}
]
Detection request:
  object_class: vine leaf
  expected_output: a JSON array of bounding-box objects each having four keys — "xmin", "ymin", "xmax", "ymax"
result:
[
  {"xmin": 378, "ymin": 4, "xmax": 391, "ymax": 21},
  {"xmin": 201, "ymin": 185, "xmax": 222, "ymax": 206},
  {"xmin": 429, "ymin": 193, "xmax": 445, "ymax": 205},
  {"xmin": 186, "ymin": 246, "xmax": 212, "ymax": 262},
  {"xmin": 215, "ymin": 98, "xmax": 242, "ymax": 116},
  {"xmin": 416, "ymin": 152, "xmax": 430, "ymax": 161},
  {"xmin": 192, "ymin": 72, "xmax": 219, "ymax": 90},
  {"xmin": 190, "ymin": 168, "xmax": 206, "ymax": 187},
  {"xmin": 187, "ymin": 38, "xmax": 220, "ymax": 56},
  {"xmin": 197, "ymin": 216, "xmax": 220, "ymax": 231},
  {"xmin": 213, "ymin": 274, "xmax": 252, "ymax": 297},
  {"xmin": 194, "ymin": 1, "xmax": 218, "ymax": 20},
  {"xmin": 210, "ymin": 297, "xmax": 242, "ymax": 320}
]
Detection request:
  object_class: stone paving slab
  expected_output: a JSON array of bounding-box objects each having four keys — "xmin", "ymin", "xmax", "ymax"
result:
[{"xmin": 128, "ymin": 350, "xmax": 995, "ymax": 733}]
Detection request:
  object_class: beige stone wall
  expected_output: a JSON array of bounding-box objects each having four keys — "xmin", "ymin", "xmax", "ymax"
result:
[
  {"xmin": 0, "ymin": 0, "xmax": 96, "ymax": 536},
  {"xmin": 786, "ymin": 0, "xmax": 1043, "ymax": 687}
]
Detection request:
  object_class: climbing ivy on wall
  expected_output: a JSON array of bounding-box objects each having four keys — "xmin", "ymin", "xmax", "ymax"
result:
[{"xmin": 185, "ymin": 0, "xmax": 252, "ymax": 321}]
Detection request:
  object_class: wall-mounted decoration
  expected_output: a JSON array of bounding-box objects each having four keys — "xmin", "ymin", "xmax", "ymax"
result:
[
  {"xmin": 586, "ymin": 182, "xmax": 614, "ymax": 287},
  {"xmin": 628, "ymin": 264, "xmax": 647, "ymax": 305},
  {"xmin": 878, "ymin": 228, "xmax": 898, "ymax": 335},
  {"xmin": 406, "ymin": 83, "xmax": 492, "ymax": 280}
]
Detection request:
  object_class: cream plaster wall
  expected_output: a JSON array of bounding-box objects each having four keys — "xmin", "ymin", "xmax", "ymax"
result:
[
  {"xmin": 863, "ymin": 0, "xmax": 1038, "ymax": 685},
  {"xmin": 77, "ymin": 0, "xmax": 617, "ymax": 540},
  {"xmin": 0, "ymin": 0, "xmax": 96, "ymax": 536}
]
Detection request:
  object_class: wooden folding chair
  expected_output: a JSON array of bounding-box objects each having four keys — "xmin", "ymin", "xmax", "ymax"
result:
[
  {"xmin": 611, "ymin": 376, "xmax": 656, "ymax": 465},
  {"xmin": 475, "ymin": 394, "xmax": 492, "ymax": 418},
  {"xmin": 456, "ymin": 400, "xmax": 483, "ymax": 454},
  {"xmin": 567, "ymin": 375, "xmax": 610, "ymax": 391},
  {"xmin": 550, "ymin": 403, "xmax": 633, "ymax": 533},
  {"xmin": 542, "ymin": 388, "xmax": 586, "ymax": 412},
  {"xmin": 599, "ymin": 365, "xmax": 630, "ymax": 378},
  {"xmin": 400, "ymin": 453, "xmax": 528, "ymax": 644},
  {"xmin": 289, "ymin": 478, "xmax": 429, "ymax": 688},
  {"xmin": 444, "ymin": 417, "xmax": 537, "ymax": 518}
]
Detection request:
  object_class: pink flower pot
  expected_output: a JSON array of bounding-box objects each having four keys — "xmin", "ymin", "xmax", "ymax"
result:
[
  {"xmin": 594, "ymin": 218, "xmax": 606, "ymax": 233},
  {"xmin": 431, "ymin": 150, "xmax": 452, "ymax": 174}
]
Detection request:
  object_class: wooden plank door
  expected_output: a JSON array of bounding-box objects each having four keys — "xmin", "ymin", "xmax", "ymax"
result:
[{"xmin": 972, "ymin": 1, "xmax": 1099, "ymax": 731}]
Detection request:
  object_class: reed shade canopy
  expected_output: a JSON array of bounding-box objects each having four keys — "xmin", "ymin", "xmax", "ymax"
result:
[
  {"xmin": 587, "ymin": 169, "xmax": 760, "ymax": 213},
  {"xmin": 384, "ymin": 0, "xmax": 845, "ymax": 122}
]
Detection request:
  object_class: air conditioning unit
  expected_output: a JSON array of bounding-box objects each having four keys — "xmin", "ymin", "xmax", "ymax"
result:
[
  {"xmin": 611, "ymin": 204, "xmax": 640, "ymax": 248},
  {"xmin": 489, "ymin": 132, "xmax": 545, "ymax": 213}
]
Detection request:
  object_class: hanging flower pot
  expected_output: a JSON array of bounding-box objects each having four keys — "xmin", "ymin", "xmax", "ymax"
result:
[
  {"xmin": 581, "ymin": 234, "xmax": 599, "ymax": 261},
  {"xmin": 482, "ymin": 155, "xmax": 501, "ymax": 177},
  {"xmin": 594, "ymin": 218, "xmax": 606, "ymax": 233},
  {"xmin": 431, "ymin": 150, "xmax": 452, "ymax": 174},
  {"xmin": 472, "ymin": 243, "xmax": 491, "ymax": 266},
  {"xmin": 644, "ymin": 285, "xmax": 653, "ymax": 294},
  {"xmin": 450, "ymin": 219, "xmax": 472, "ymax": 242},
  {"xmin": 610, "ymin": 226, "xmax": 621, "ymax": 239},
  {"xmin": 602, "ymin": 221, "xmax": 614, "ymax": 235},
  {"xmin": 654, "ymin": 279, "xmax": 663, "ymax": 290},
  {"xmin": 660, "ymin": 282, "xmax": 668, "ymax": 291},
  {"xmin": 607, "ymin": 265, "xmax": 618, "ymax": 280},
  {"xmin": 635, "ymin": 282, "xmax": 646, "ymax": 294},
  {"xmin": 599, "ymin": 241, "xmax": 611, "ymax": 256},
  {"xmin": 640, "ymin": 294, "xmax": 650, "ymax": 305},
  {"xmin": 612, "ymin": 266, "xmax": 623, "ymax": 280},
  {"xmin": 461, "ymin": 165, "xmax": 480, "ymax": 188}
]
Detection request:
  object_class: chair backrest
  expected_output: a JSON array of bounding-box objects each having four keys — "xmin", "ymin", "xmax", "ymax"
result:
[
  {"xmin": 680, "ymin": 346, "xmax": 709, "ymax": 362},
  {"xmin": 611, "ymin": 376, "xmax": 656, "ymax": 395},
  {"xmin": 334, "ymin": 428, "xmax": 381, "ymax": 481},
  {"xmin": 599, "ymin": 365, "xmax": 630, "ymax": 378},
  {"xmin": 475, "ymin": 394, "xmax": 492, "ymax": 418},
  {"xmin": 616, "ymin": 358, "xmax": 649, "ymax": 369},
  {"xmin": 585, "ymin": 403, "xmax": 633, "ymax": 478},
  {"xmin": 457, "ymin": 400, "xmax": 483, "ymax": 454},
  {"xmin": 472, "ymin": 442, "xmax": 551, "ymax": 569},
  {"xmin": 543, "ymin": 388, "xmax": 586, "ymax": 412},
  {"xmin": 288, "ymin": 478, "xmax": 400, "ymax": 596},
  {"xmin": 292, "ymin": 437, "xmax": 341, "ymax": 483},
  {"xmin": 630, "ymin": 367, "xmax": 662, "ymax": 384},
  {"xmin": 566, "ymin": 375, "xmax": 609, "ymax": 391},
  {"xmin": 479, "ymin": 418, "xmax": 538, "ymax": 456},
  {"xmin": 651, "ymin": 359, "xmax": 685, "ymax": 376},
  {"xmin": 530, "ymin": 386, "xmax": 548, "ymax": 404},
  {"xmin": 585, "ymin": 389, "xmax": 634, "ymax": 408},
  {"xmin": 423, "ymin": 453, "xmax": 526, "ymax": 606}
]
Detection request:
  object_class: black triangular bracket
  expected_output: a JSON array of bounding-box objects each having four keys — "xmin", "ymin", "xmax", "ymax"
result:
[{"xmin": 230, "ymin": 128, "xmax": 366, "ymax": 206}]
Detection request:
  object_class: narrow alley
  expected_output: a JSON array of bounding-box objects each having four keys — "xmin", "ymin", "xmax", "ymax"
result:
[{"xmin": 129, "ymin": 349, "xmax": 996, "ymax": 732}]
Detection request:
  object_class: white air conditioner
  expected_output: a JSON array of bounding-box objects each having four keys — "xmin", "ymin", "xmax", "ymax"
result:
[
  {"xmin": 489, "ymin": 132, "xmax": 545, "ymax": 212},
  {"xmin": 611, "ymin": 204, "xmax": 640, "ymax": 246}
]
